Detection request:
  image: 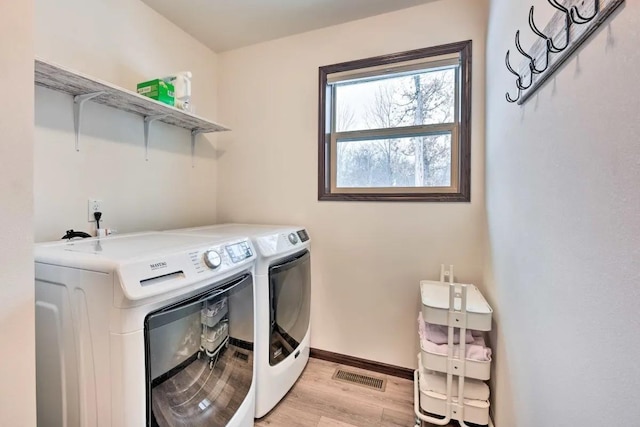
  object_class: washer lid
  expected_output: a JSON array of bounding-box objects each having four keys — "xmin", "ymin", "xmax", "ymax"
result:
[
  {"xmin": 58, "ymin": 233, "xmax": 232, "ymax": 260},
  {"xmin": 35, "ymin": 232, "xmax": 256, "ymax": 301}
]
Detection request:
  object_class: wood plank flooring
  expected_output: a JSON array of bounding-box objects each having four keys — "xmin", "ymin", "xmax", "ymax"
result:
[{"xmin": 255, "ymin": 358, "xmax": 451, "ymax": 427}]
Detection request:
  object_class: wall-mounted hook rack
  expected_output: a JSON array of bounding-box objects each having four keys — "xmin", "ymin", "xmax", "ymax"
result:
[{"xmin": 505, "ymin": 0, "xmax": 624, "ymax": 105}]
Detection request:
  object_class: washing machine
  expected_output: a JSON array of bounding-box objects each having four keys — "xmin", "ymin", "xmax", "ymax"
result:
[
  {"xmin": 34, "ymin": 232, "xmax": 257, "ymax": 427},
  {"xmin": 166, "ymin": 224, "xmax": 311, "ymax": 418}
]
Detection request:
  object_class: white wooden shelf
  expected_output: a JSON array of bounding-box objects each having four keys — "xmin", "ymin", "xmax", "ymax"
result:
[{"xmin": 34, "ymin": 58, "xmax": 230, "ymax": 163}]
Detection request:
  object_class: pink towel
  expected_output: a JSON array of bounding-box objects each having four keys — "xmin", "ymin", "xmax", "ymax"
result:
[
  {"xmin": 424, "ymin": 321, "xmax": 474, "ymax": 345},
  {"xmin": 418, "ymin": 313, "xmax": 492, "ymax": 362},
  {"xmin": 471, "ymin": 329, "xmax": 484, "ymax": 338}
]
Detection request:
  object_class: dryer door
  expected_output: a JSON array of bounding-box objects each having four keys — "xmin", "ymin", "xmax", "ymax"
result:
[
  {"xmin": 144, "ymin": 273, "xmax": 254, "ymax": 427},
  {"xmin": 268, "ymin": 250, "xmax": 311, "ymax": 366}
]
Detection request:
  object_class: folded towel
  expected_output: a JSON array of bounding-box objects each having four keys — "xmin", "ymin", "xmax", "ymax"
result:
[
  {"xmin": 418, "ymin": 313, "xmax": 492, "ymax": 362},
  {"xmin": 418, "ymin": 312, "xmax": 484, "ymax": 344},
  {"xmin": 471, "ymin": 329, "xmax": 484, "ymax": 338},
  {"xmin": 424, "ymin": 321, "xmax": 474, "ymax": 345},
  {"xmin": 417, "ymin": 355, "xmax": 490, "ymax": 400},
  {"xmin": 421, "ymin": 333, "xmax": 492, "ymax": 362}
]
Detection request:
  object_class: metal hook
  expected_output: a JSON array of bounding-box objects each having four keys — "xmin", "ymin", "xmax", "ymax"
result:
[
  {"xmin": 515, "ymin": 30, "xmax": 536, "ymax": 66},
  {"xmin": 533, "ymin": 4, "xmax": 571, "ymax": 54},
  {"xmin": 505, "ymin": 51, "xmax": 520, "ymax": 79},
  {"xmin": 571, "ymin": 0, "xmax": 600, "ymax": 24},
  {"xmin": 505, "ymin": 51, "xmax": 522, "ymax": 81},
  {"xmin": 506, "ymin": 86, "xmax": 521, "ymax": 103},
  {"xmin": 526, "ymin": 7, "xmax": 560, "ymax": 74},
  {"xmin": 504, "ymin": 51, "xmax": 522, "ymax": 102},
  {"xmin": 533, "ymin": 40, "xmax": 553, "ymax": 74},
  {"xmin": 529, "ymin": 5, "xmax": 570, "ymax": 54},
  {"xmin": 548, "ymin": 0, "xmax": 573, "ymax": 51},
  {"xmin": 505, "ymin": 50, "xmax": 532, "ymax": 90},
  {"xmin": 515, "ymin": 30, "xmax": 549, "ymax": 75},
  {"xmin": 505, "ymin": 50, "xmax": 529, "ymax": 102}
]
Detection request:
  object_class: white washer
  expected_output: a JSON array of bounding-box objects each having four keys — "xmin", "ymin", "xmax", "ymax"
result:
[
  {"xmin": 35, "ymin": 232, "xmax": 257, "ymax": 427},
  {"xmin": 166, "ymin": 224, "xmax": 311, "ymax": 418}
]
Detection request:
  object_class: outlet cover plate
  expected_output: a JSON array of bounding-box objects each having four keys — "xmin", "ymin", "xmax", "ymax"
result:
[{"xmin": 88, "ymin": 199, "xmax": 103, "ymax": 222}]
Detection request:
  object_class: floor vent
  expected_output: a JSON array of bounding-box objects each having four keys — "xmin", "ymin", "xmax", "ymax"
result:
[
  {"xmin": 234, "ymin": 351, "xmax": 249, "ymax": 362},
  {"xmin": 332, "ymin": 368, "xmax": 386, "ymax": 392}
]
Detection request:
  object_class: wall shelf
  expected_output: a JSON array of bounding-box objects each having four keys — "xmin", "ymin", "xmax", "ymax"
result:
[{"xmin": 34, "ymin": 58, "xmax": 230, "ymax": 163}]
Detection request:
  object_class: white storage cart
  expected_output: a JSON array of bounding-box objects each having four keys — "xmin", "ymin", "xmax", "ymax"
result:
[{"xmin": 414, "ymin": 265, "xmax": 495, "ymax": 427}]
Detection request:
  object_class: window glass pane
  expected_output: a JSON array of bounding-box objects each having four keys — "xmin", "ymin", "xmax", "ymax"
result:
[
  {"xmin": 335, "ymin": 68, "xmax": 456, "ymax": 132},
  {"xmin": 336, "ymin": 134, "xmax": 452, "ymax": 188}
]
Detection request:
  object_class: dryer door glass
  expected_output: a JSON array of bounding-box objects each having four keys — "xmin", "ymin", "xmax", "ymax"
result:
[
  {"xmin": 268, "ymin": 250, "xmax": 311, "ymax": 366},
  {"xmin": 144, "ymin": 274, "xmax": 254, "ymax": 427}
]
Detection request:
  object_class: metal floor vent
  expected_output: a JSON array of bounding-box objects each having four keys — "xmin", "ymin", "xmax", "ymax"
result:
[
  {"xmin": 332, "ymin": 368, "xmax": 386, "ymax": 392},
  {"xmin": 234, "ymin": 351, "xmax": 249, "ymax": 362}
]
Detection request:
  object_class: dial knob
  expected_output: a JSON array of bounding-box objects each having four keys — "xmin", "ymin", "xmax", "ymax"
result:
[
  {"xmin": 203, "ymin": 250, "xmax": 222, "ymax": 269},
  {"xmin": 288, "ymin": 233, "xmax": 299, "ymax": 244}
]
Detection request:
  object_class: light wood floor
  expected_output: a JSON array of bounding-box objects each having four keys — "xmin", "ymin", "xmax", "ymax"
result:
[{"xmin": 255, "ymin": 358, "xmax": 423, "ymax": 427}]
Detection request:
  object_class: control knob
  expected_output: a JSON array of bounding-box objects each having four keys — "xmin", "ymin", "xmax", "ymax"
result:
[
  {"xmin": 203, "ymin": 250, "xmax": 222, "ymax": 269},
  {"xmin": 288, "ymin": 233, "xmax": 299, "ymax": 244}
]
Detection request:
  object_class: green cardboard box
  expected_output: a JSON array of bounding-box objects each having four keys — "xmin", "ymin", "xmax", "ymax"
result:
[{"xmin": 137, "ymin": 79, "xmax": 175, "ymax": 106}]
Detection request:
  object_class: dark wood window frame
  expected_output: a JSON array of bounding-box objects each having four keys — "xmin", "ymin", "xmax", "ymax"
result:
[{"xmin": 317, "ymin": 40, "xmax": 472, "ymax": 202}]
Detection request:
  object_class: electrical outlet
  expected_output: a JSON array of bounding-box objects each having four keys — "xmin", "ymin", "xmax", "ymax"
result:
[{"xmin": 88, "ymin": 199, "xmax": 103, "ymax": 222}]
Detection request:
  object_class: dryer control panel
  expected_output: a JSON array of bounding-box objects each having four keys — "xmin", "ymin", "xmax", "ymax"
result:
[
  {"xmin": 297, "ymin": 229, "xmax": 309, "ymax": 242},
  {"xmin": 254, "ymin": 229, "xmax": 310, "ymax": 257}
]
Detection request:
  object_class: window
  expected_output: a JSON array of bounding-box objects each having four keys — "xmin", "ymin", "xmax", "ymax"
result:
[{"xmin": 318, "ymin": 41, "xmax": 472, "ymax": 202}]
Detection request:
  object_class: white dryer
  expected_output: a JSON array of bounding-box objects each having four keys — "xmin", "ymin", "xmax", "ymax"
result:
[
  {"xmin": 166, "ymin": 224, "xmax": 311, "ymax": 418},
  {"xmin": 35, "ymin": 232, "xmax": 257, "ymax": 427}
]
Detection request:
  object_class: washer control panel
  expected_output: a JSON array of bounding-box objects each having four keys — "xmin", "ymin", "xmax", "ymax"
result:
[
  {"xmin": 187, "ymin": 238, "xmax": 255, "ymax": 274},
  {"xmin": 116, "ymin": 236, "xmax": 256, "ymax": 302}
]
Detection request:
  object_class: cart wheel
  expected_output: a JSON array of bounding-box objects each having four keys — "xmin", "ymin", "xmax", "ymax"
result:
[
  {"xmin": 209, "ymin": 360, "xmax": 214, "ymax": 370},
  {"xmin": 225, "ymin": 341, "xmax": 229, "ymax": 348},
  {"xmin": 414, "ymin": 417, "xmax": 421, "ymax": 427},
  {"xmin": 197, "ymin": 351, "xmax": 201, "ymax": 360}
]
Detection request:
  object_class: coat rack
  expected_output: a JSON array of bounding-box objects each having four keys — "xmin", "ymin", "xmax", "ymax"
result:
[{"xmin": 505, "ymin": 0, "xmax": 625, "ymax": 105}]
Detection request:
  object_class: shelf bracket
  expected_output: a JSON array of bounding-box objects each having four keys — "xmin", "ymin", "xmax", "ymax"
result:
[
  {"xmin": 73, "ymin": 92, "xmax": 105, "ymax": 152},
  {"xmin": 143, "ymin": 115, "xmax": 167, "ymax": 161},
  {"xmin": 191, "ymin": 130, "xmax": 206, "ymax": 168}
]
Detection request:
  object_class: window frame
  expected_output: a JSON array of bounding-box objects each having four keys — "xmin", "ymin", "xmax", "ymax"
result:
[{"xmin": 317, "ymin": 40, "xmax": 472, "ymax": 202}]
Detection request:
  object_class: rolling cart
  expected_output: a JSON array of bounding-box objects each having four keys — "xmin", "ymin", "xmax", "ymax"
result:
[{"xmin": 414, "ymin": 265, "xmax": 495, "ymax": 427}]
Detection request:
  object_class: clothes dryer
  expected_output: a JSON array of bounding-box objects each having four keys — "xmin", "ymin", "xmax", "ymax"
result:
[
  {"xmin": 35, "ymin": 232, "xmax": 257, "ymax": 427},
  {"xmin": 166, "ymin": 224, "xmax": 311, "ymax": 418}
]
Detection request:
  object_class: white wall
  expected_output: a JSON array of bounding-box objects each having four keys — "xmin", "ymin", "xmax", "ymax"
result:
[
  {"xmin": 34, "ymin": 0, "xmax": 221, "ymax": 242},
  {"xmin": 218, "ymin": 0, "xmax": 489, "ymax": 368},
  {"xmin": 485, "ymin": 1, "xmax": 640, "ymax": 426},
  {"xmin": 0, "ymin": 1, "xmax": 36, "ymax": 425}
]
